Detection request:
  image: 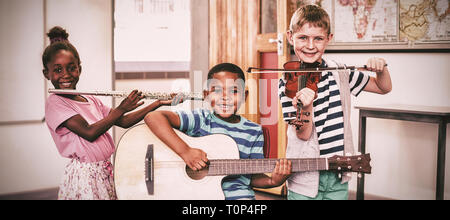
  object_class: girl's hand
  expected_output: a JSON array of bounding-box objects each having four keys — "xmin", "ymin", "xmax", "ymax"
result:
[
  {"xmin": 366, "ymin": 57, "xmax": 387, "ymax": 73},
  {"xmin": 270, "ymin": 159, "xmax": 292, "ymax": 186},
  {"xmin": 117, "ymin": 90, "xmax": 144, "ymax": 113},
  {"xmin": 292, "ymin": 88, "xmax": 315, "ymax": 109},
  {"xmin": 180, "ymin": 148, "xmax": 209, "ymax": 171}
]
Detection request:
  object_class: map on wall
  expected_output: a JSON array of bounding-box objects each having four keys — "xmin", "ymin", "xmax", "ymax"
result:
[
  {"xmin": 399, "ymin": 0, "xmax": 450, "ymax": 43},
  {"xmin": 333, "ymin": 0, "xmax": 399, "ymax": 43},
  {"xmin": 291, "ymin": 0, "xmax": 450, "ymax": 49}
]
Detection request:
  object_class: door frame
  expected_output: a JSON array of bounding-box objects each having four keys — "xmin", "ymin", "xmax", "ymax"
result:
[
  {"xmin": 252, "ymin": 0, "xmax": 292, "ymax": 196},
  {"xmin": 255, "ymin": 0, "xmax": 291, "ymax": 159}
]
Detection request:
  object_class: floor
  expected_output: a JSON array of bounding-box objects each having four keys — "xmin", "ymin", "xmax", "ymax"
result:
[
  {"xmin": 0, "ymin": 188, "xmax": 285, "ymax": 200},
  {"xmin": 0, "ymin": 187, "xmax": 388, "ymax": 200},
  {"xmin": 0, "ymin": 187, "xmax": 59, "ymax": 200}
]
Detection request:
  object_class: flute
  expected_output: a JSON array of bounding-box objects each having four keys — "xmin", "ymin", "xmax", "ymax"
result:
[{"xmin": 48, "ymin": 89, "xmax": 204, "ymax": 100}]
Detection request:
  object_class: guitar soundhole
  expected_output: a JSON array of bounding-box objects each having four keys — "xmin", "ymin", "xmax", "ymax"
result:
[{"xmin": 185, "ymin": 165, "xmax": 208, "ymax": 180}]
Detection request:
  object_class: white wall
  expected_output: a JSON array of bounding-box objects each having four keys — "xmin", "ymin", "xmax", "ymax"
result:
[
  {"xmin": 0, "ymin": 0, "xmax": 46, "ymax": 122},
  {"xmin": 0, "ymin": 0, "xmax": 112, "ymax": 195},
  {"xmin": 1, "ymin": 1, "xmax": 449, "ymax": 200},
  {"xmin": 46, "ymin": 0, "xmax": 113, "ymax": 97},
  {"xmin": 190, "ymin": 0, "xmax": 209, "ymax": 110},
  {"xmin": 323, "ymin": 52, "xmax": 450, "ymax": 199}
]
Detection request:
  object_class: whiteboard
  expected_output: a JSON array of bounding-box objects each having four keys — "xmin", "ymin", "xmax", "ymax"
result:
[{"xmin": 0, "ymin": 0, "xmax": 45, "ymax": 122}]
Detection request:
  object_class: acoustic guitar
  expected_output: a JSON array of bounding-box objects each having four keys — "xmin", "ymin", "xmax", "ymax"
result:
[{"xmin": 114, "ymin": 124, "xmax": 371, "ymax": 200}]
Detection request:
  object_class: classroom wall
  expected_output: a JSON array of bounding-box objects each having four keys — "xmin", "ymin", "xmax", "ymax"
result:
[
  {"xmin": 0, "ymin": 0, "xmax": 112, "ymax": 195},
  {"xmin": 323, "ymin": 52, "xmax": 450, "ymax": 199},
  {"xmin": 0, "ymin": 1, "xmax": 449, "ymax": 200}
]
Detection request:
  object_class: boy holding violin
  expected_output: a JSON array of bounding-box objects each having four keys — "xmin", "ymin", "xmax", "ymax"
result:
[{"xmin": 278, "ymin": 4, "xmax": 392, "ymax": 200}]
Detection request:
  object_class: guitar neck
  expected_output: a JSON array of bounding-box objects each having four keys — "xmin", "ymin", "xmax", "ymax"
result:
[{"xmin": 207, "ymin": 158, "xmax": 328, "ymax": 176}]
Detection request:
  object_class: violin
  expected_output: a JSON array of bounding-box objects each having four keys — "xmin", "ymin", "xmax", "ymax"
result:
[
  {"xmin": 283, "ymin": 61, "xmax": 322, "ymax": 129},
  {"xmin": 247, "ymin": 62, "xmax": 386, "ymax": 130},
  {"xmin": 283, "ymin": 61, "xmax": 322, "ymax": 98}
]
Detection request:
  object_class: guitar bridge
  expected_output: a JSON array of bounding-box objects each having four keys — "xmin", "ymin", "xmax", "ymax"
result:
[{"xmin": 145, "ymin": 144, "xmax": 154, "ymax": 195}]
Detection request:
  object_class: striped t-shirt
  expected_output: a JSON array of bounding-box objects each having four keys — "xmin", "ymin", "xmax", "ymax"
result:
[
  {"xmin": 176, "ymin": 108, "xmax": 264, "ymax": 200},
  {"xmin": 278, "ymin": 60, "xmax": 369, "ymax": 158}
]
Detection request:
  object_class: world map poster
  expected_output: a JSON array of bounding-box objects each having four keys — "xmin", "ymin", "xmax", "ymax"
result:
[{"xmin": 299, "ymin": 0, "xmax": 450, "ymax": 50}]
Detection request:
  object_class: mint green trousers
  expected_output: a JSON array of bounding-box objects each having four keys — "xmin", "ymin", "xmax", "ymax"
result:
[{"xmin": 287, "ymin": 171, "xmax": 349, "ymax": 200}]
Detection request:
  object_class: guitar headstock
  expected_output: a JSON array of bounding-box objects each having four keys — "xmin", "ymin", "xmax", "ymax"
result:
[{"xmin": 328, "ymin": 154, "xmax": 372, "ymax": 174}]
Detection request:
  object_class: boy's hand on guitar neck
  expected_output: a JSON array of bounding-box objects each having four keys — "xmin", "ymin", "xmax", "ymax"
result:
[
  {"xmin": 270, "ymin": 159, "xmax": 292, "ymax": 186},
  {"xmin": 180, "ymin": 147, "xmax": 209, "ymax": 171}
]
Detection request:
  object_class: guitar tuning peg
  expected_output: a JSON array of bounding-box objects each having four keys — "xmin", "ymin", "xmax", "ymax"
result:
[
  {"xmin": 338, "ymin": 173, "xmax": 342, "ymax": 178},
  {"xmin": 357, "ymin": 173, "xmax": 362, "ymax": 178}
]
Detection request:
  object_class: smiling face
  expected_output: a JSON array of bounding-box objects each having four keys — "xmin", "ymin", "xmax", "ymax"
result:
[
  {"xmin": 205, "ymin": 71, "xmax": 246, "ymax": 123},
  {"xmin": 287, "ymin": 22, "xmax": 332, "ymax": 64},
  {"xmin": 43, "ymin": 49, "xmax": 81, "ymax": 90}
]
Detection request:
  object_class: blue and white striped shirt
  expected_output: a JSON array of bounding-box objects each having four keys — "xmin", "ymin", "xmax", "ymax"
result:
[
  {"xmin": 176, "ymin": 108, "xmax": 264, "ymax": 200},
  {"xmin": 279, "ymin": 60, "xmax": 369, "ymax": 158}
]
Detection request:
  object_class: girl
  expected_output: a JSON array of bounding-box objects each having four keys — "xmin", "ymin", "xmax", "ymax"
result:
[{"xmin": 43, "ymin": 26, "xmax": 172, "ymax": 199}]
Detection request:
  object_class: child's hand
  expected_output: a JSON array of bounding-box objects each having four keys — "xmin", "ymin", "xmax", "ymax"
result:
[
  {"xmin": 180, "ymin": 147, "xmax": 209, "ymax": 171},
  {"xmin": 117, "ymin": 90, "xmax": 144, "ymax": 113},
  {"xmin": 270, "ymin": 159, "xmax": 292, "ymax": 186},
  {"xmin": 292, "ymin": 88, "xmax": 315, "ymax": 109},
  {"xmin": 366, "ymin": 57, "xmax": 387, "ymax": 73}
]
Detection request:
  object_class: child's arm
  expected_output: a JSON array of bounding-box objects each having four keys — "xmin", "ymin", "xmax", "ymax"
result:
[
  {"xmin": 144, "ymin": 111, "xmax": 209, "ymax": 171},
  {"xmin": 62, "ymin": 90, "xmax": 144, "ymax": 142},
  {"xmin": 362, "ymin": 57, "xmax": 392, "ymax": 94},
  {"xmin": 250, "ymin": 159, "xmax": 291, "ymax": 188},
  {"xmin": 114, "ymin": 99, "xmax": 172, "ymax": 128}
]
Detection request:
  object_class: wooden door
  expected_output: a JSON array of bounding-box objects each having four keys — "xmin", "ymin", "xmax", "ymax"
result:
[
  {"xmin": 209, "ymin": 0, "xmax": 259, "ymax": 123},
  {"xmin": 256, "ymin": 0, "xmax": 292, "ymax": 161},
  {"xmin": 210, "ymin": 0, "xmax": 292, "ymax": 157},
  {"xmin": 254, "ymin": 0, "xmax": 292, "ymax": 196}
]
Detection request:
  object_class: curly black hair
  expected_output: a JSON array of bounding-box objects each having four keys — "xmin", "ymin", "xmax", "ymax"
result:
[{"xmin": 207, "ymin": 63, "xmax": 245, "ymax": 83}]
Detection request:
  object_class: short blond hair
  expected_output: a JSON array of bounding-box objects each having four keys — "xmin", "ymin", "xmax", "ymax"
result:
[{"xmin": 289, "ymin": 4, "xmax": 331, "ymax": 35}]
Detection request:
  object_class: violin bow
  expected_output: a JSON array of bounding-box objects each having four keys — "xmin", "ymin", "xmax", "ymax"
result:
[{"xmin": 247, "ymin": 64, "xmax": 387, "ymax": 74}]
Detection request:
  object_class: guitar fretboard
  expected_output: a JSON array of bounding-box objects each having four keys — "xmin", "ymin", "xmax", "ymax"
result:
[{"xmin": 206, "ymin": 158, "xmax": 328, "ymax": 176}]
